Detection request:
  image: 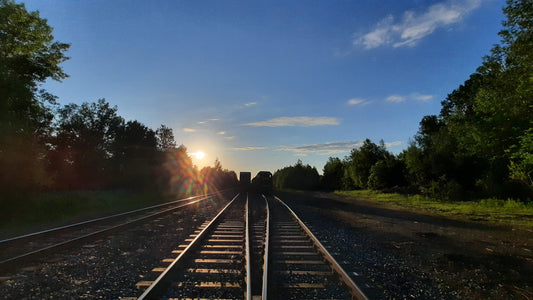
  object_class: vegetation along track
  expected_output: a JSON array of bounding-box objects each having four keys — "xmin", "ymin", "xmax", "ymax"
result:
[
  {"xmin": 133, "ymin": 193, "xmax": 368, "ymax": 299},
  {"xmin": 0, "ymin": 192, "xmax": 228, "ymax": 269}
]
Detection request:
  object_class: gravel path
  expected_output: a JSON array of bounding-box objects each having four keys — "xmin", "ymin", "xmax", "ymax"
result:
[{"xmin": 0, "ymin": 195, "xmax": 231, "ymax": 299}]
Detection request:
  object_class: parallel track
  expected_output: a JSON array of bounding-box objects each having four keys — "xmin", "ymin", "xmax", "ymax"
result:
[
  {"xmin": 0, "ymin": 192, "xmax": 229, "ymax": 268},
  {"xmin": 137, "ymin": 194, "xmax": 246, "ymax": 299},
  {"xmin": 134, "ymin": 193, "xmax": 367, "ymax": 299}
]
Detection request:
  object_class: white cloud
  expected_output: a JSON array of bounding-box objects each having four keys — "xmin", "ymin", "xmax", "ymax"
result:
[
  {"xmin": 197, "ymin": 118, "xmax": 219, "ymax": 125},
  {"xmin": 386, "ymin": 93, "xmax": 434, "ymax": 103},
  {"xmin": 183, "ymin": 128, "xmax": 196, "ymax": 132},
  {"xmin": 244, "ymin": 102, "xmax": 258, "ymax": 107},
  {"xmin": 224, "ymin": 136, "xmax": 236, "ymax": 140},
  {"xmin": 385, "ymin": 141, "xmax": 403, "ymax": 147},
  {"xmin": 411, "ymin": 93, "xmax": 434, "ymax": 101},
  {"xmin": 347, "ymin": 98, "xmax": 371, "ymax": 106},
  {"xmin": 354, "ymin": 0, "xmax": 481, "ymax": 49},
  {"xmin": 218, "ymin": 131, "xmax": 226, "ymax": 135},
  {"xmin": 293, "ymin": 153, "xmax": 308, "ymax": 157},
  {"xmin": 233, "ymin": 146, "xmax": 267, "ymax": 151},
  {"xmin": 245, "ymin": 116, "xmax": 340, "ymax": 127},
  {"xmin": 386, "ymin": 95, "xmax": 406, "ymax": 103}
]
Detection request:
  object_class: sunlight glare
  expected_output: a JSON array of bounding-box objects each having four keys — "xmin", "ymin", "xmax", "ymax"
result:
[{"xmin": 189, "ymin": 151, "xmax": 205, "ymax": 160}]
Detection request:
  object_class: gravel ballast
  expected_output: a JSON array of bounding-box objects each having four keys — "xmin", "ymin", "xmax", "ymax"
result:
[
  {"xmin": 278, "ymin": 191, "xmax": 533, "ymax": 299},
  {"xmin": 0, "ymin": 195, "xmax": 231, "ymax": 299},
  {"xmin": 2, "ymin": 190, "xmax": 531, "ymax": 299}
]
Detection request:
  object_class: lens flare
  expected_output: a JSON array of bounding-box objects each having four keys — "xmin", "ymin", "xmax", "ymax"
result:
[{"xmin": 189, "ymin": 151, "xmax": 205, "ymax": 160}]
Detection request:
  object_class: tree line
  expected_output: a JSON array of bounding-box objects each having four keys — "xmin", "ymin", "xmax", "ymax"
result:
[
  {"xmin": 275, "ymin": 0, "xmax": 532, "ymax": 201},
  {"xmin": 0, "ymin": 0, "xmax": 237, "ymax": 198}
]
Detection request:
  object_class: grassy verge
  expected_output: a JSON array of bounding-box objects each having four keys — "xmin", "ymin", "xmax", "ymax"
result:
[
  {"xmin": 335, "ymin": 190, "xmax": 533, "ymax": 227},
  {"xmin": 0, "ymin": 190, "xmax": 166, "ymax": 239}
]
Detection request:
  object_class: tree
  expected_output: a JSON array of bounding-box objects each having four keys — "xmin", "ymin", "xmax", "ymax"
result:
[
  {"xmin": 508, "ymin": 128, "xmax": 533, "ymax": 186},
  {"xmin": 53, "ymin": 99, "xmax": 124, "ymax": 188},
  {"xmin": 0, "ymin": 0, "xmax": 69, "ymax": 190},
  {"xmin": 367, "ymin": 155, "xmax": 407, "ymax": 191},
  {"xmin": 424, "ymin": 0, "xmax": 533, "ymax": 198},
  {"xmin": 112, "ymin": 120, "xmax": 158, "ymax": 189},
  {"xmin": 273, "ymin": 160, "xmax": 320, "ymax": 190},
  {"xmin": 321, "ymin": 157, "xmax": 344, "ymax": 190},
  {"xmin": 344, "ymin": 139, "xmax": 387, "ymax": 189},
  {"xmin": 164, "ymin": 145, "xmax": 199, "ymax": 196},
  {"xmin": 156, "ymin": 124, "xmax": 176, "ymax": 152}
]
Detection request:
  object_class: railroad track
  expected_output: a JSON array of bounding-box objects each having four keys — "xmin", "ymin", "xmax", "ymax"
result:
[
  {"xmin": 133, "ymin": 193, "xmax": 368, "ymax": 299},
  {"xmin": 0, "ymin": 192, "xmax": 230, "ymax": 269}
]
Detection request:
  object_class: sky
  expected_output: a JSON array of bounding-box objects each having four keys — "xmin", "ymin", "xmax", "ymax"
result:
[{"xmin": 24, "ymin": 0, "xmax": 505, "ymax": 176}]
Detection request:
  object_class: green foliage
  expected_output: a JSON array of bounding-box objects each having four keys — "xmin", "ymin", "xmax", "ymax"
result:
[
  {"xmin": 345, "ymin": 139, "xmax": 388, "ymax": 189},
  {"xmin": 367, "ymin": 155, "xmax": 407, "ymax": 190},
  {"xmin": 199, "ymin": 159, "xmax": 239, "ymax": 192},
  {"xmin": 321, "ymin": 157, "xmax": 344, "ymax": 190},
  {"xmin": 401, "ymin": 0, "xmax": 533, "ymax": 200},
  {"xmin": 0, "ymin": 0, "xmax": 69, "ymax": 191},
  {"xmin": 112, "ymin": 120, "xmax": 159, "ymax": 189},
  {"xmin": 508, "ymin": 128, "xmax": 533, "ymax": 186},
  {"xmin": 156, "ymin": 124, "xmax": 177, "ymax": 152},
  {"xmin": 273, "ymin": 160, "xmax": 320, "ymax": 190},
  {"xmin": 52, "ymin": 99, "xmax": 125, "ymax": 188}
]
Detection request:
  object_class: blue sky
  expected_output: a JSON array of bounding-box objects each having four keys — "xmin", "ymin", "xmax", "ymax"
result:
[{"xmin": 25, "ymin": 0, "xmax": 505, "ymax": 175}]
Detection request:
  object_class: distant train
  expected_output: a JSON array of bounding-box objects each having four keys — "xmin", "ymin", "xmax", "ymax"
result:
[
  {"xmin": 239, "ymin": 172, "xmax": 251, "ymax": 191},
  {"xmin": 252, "ymin": 171, "xmax": 273, "ymax": 195},
  {"xmin": 239, "ymin": 171, "xmax": 273, "ymax": 195}
]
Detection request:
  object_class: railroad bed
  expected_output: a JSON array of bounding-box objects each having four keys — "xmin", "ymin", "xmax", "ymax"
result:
[
  {"xmin": 133, "ymin": 193, "xmax": 368, "ymax": 299},
  {"xmin": 0, "ymin": 193, "xmax": 226, "ymax": 270}
]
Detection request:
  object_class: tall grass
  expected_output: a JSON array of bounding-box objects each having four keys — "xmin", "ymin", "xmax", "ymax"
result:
[{"xmin": 335, "ymin": 190, "xmax": 533, "ymax": 226}]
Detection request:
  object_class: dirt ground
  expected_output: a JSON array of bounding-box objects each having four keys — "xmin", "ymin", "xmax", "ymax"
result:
[{"xmin": 278, "ymin": 191, "xmax": 533, "ymax": 299}]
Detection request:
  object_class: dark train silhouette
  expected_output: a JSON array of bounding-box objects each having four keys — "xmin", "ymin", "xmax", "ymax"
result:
[{"xmin": 239, "ymin": 171, "xmax": 273, "ymax": 195}]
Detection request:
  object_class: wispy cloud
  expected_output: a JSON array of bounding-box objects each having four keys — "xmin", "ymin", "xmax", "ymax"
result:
[
  {"xmin": 354, "ymin": 0, "xmax": 481, "ymax": 49},
  {"xmin": 198, "ymin": 118, "xmax": 219, "ymax": 125},
  {"xmin": 278, "ymin": 140, "xmax": 404, "ymax": 155},
  {"xmin": 217, "ymin": 131, "xmax": 226, "ymax": 135},
  {"xmin": 244, "ymin": 102, "xmax": 258, "ymax": 107},
  {"xmin": 386, "ymin": 95, "xmax": 406, "ymax": 103},
  {"xmin": 385, "ymin": 141, "xmax": 403, "ymax": 147},
  {"xmin": 279, "ymin": 141, "xmax": 363, "ymax": 155},
  {"xmin": 411, "ymin": 93, "xmax": 434, "ymax": 101},
  {"xmin": 183, "ymin": 128, "xmax": 196, "ymax": 132},
  {"xmin": 233, "ymin": 146, "xmax": 267, "ymax": 151},
  {"xmin": 347, "ymin": 98, "xmax": 371, "ymax": 106},
  {"xmin": 245, "ymin": 116, "xmax": 340, "ymax": 127},
  {"xmin": 224, "ymin": 136, "xmax": 236, "ymax": 140},
  {"xmin": 386, "ymin": 93, "xmax": 434, "ymax": 103}
]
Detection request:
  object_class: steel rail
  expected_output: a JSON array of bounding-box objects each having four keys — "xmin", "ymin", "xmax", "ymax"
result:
[
  {"xmin": 137, "ymin": 193, "xmax": 240, "ymax": 300},
  {"xmin": 274, "ymin": 196, "xmax": 369, "ymax": 300},
  {"xmin": 262, "ymin": 194, "xmax": 270, "ymax": 300},
  {"xmin": 245, "ymin": 193, "xmax": 252, "ymax": 300},
  {"xmin": 0, "ymin": 192, "xmax": 226, "ymax": 244},
  {"xmin": 0, "ymin": 194, "xmax": 228, "ymax": 266}
]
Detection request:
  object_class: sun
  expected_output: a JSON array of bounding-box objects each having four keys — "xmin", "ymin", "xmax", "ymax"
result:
[{"xmin": 189, "ymin": 151, "xmax": 205, "ymax": 160}]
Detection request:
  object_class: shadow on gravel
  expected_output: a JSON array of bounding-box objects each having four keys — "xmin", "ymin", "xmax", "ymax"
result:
[
  {"xmin": 275, "ymin": 190, "xmax": 533, "ymax": 299},
  {"xmin": 277, "ymin": 191, "xmax": 504, "ymax": 232}
]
